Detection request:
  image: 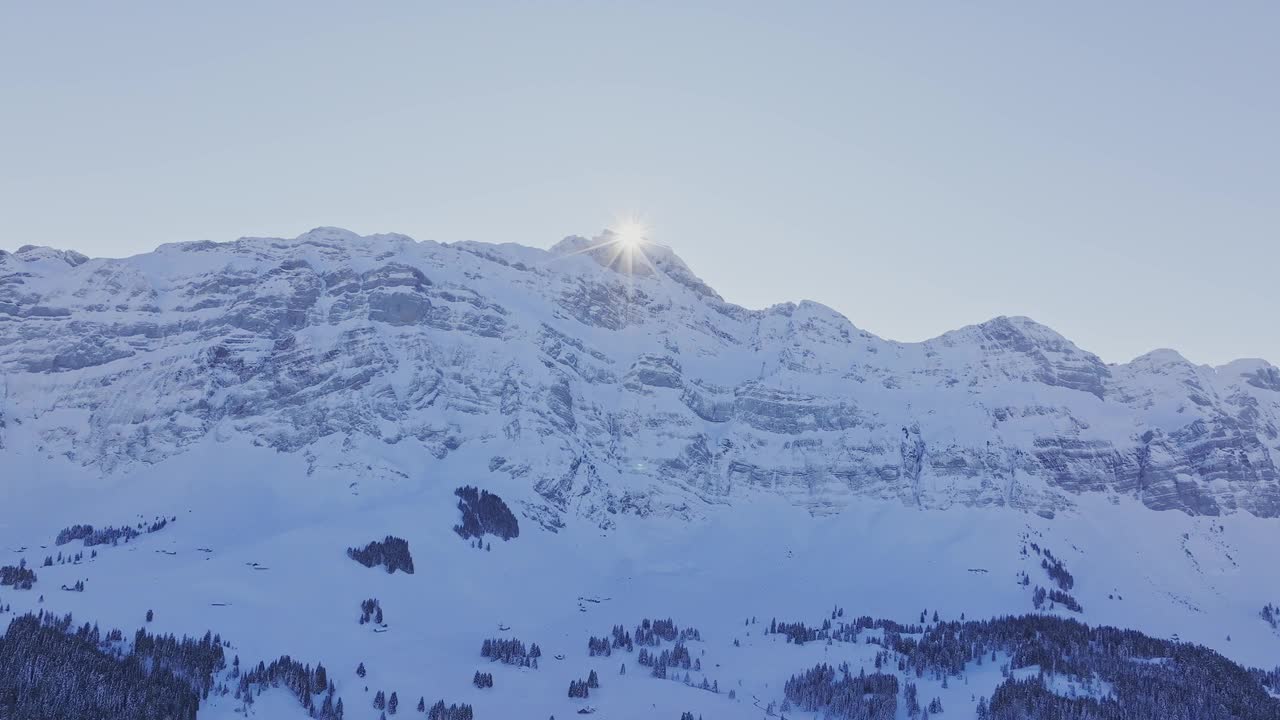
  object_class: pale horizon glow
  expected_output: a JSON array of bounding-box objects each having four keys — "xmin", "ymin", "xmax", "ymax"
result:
[{"xmin": 1, "ymin": 3, "xmax": 1276, "ymax": 367}]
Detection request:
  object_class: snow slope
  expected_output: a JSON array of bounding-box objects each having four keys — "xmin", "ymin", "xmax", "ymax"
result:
[{"xmin": 1, "ymin": 438, "xmax": 1278, "ymax": 719}]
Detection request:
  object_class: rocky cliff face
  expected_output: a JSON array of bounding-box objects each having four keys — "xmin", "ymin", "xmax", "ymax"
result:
[{"xmin": 2, "ymin": 228, "xmax": 1277, "ymax": 523}]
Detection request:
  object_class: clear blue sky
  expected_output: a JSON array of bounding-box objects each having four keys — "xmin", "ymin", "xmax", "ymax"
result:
[{"xmin": 2, "ymin": 3, "xmax": 1276, "ymax": 366}]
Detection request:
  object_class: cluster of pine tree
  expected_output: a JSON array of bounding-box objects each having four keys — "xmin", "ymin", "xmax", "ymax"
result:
[
  {"xmin": 359, "ymin": 598, "xmax": 384, "ymax": 625},
  {"xmin": 43, "ymin": 549, "xmax": 88, "ymax": 567},
  {"xmin": 237, "ymin": 655, "xmax": 344, "ymax": 719},
  {"xmin": 567, "ymin": 671, "xmax": 598, "ymax": 698},
  {"xmin": 753, "ymin": 608, "xmax": 1279, "ymax": 718},
  {"xmin": 783, "ymin": 662, "xmax": 898, "ymax": 720},
  {"xmin": 0, "ymin": 611, "xmax": 221, "ymax": 720},
  {"xmin": 452, "ymin": 486, "xmax": 519, "ymax": 541},
  {"xmin": 634, "ymin": 617, "xmax": 699, "ymax": 645},
  {"xmin": 1027, "ymin": 543, "xmax": 1075, "ymax": 592},
  {"xmin": 55, "ymin": 524, "xmax": 96, "ymax": 545},
  {"xmin": 130, "ymin": 625, "xmax": 226, "ymax": 698},
  {"xmin": 590, "ymin": 617, "xmax": 701, "ymax": 659},
  {"xmin": 480, "ymin": 637, "xmax": 541, "ymax": 666},
  {"xmin": 372, "ymin": 689, "xmax": 399, "ymax": 714},
  {"xmin": 856, "ymin": 613, "xmax": 1280, "ymax": 719},
  {"xmin": 1253, "ymin": 665, "xmax": 1280, "ymax": 693},
  {"xmin": 1031, "ymin": 585, "xmax": 1083, "ymax": 613},
  {"xmin": 984, "ymin": 675, "xmax": 1114, "ymax": 719},
  {"xmin": 638, "ymin": 642, "xmax": 695, "ymax": 679},
  {"xmin": 425, "ymin": 699, "xmax": 473, "ymax": 720},
  {"xmin": 768, "ymin": 617, "xmax": 829, "ymax": 645},
  {"xmin": 472, "ymin": 671, "xmax": 493, "ymax": 688},
  {"xmin": 1039, "ymin": 549, "xmax": 1074, "ymax": 590},
  {"xmin": 0, "ymin": 606, "xmax": 349, "ymax": 720},
  {"xmin": 771, "ymin": 613, "xmax": 928, "ymax": 647},
  {"xmin": 3, "ymin": 605, "xmax": 345, "ymax": 720},
  {"xmin": 918, "ymin": 608, "xmax": 941, "ymax": 624},
  {"xmin": 54, "ymin": 517, "xmax": 172, "ymax": 548},
  {"xmin": 0, "ymin": 560, "xmax": 36, "ymax": 589},
  {"xmin": 587, "ymin": 616, "xmax": 705, "ymax": 684},
  {"xmin": 902, "ymin": 682, "xmax": 944, "ymax": 719},
  {"xmin": 587, "ymin": 634, "xmax": 616, "ymax": 656},
  {"xmin": 1048, "ymin": 588, "xmax": 1083, "ymax": 612},
  {"xmin": 1261, "ymin": 603, "xmax": 1278, "ymax": 629},
  {"xmin": 347, "ymin": 536, "xmax": 415, "ymax": 574},
  {"xmin": 904, "ymin": 681, "xmax": 920, "ymax": 716}
]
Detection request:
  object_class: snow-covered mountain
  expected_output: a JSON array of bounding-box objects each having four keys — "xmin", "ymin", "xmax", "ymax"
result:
[
  {"xmin": 4, "ymin": 227, "xmax": 1280, "ymax": 719},
  {"xmin": 3, "ymin": 227, "xmax": 1277, "ymax": 523}
]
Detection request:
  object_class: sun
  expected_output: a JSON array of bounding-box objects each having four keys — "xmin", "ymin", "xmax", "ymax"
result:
[
  {"xmin": 557, "ymin": 218, "xmax": 658, "ymax": 276},
  {"xmin": 614, "ymin": 221, "xmax": 647, "ymax": 248}
]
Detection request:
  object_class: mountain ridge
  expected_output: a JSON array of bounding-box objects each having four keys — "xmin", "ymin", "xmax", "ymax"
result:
[
  {"xmin": 2, "ymin": 227, "xmax": 1277, "ymax": 521},
  {"xmin": 5, "ymin": 229, "xmax": 1269, "ymax": 371}
]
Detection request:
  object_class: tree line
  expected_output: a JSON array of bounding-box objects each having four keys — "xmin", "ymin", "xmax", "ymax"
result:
[
  {"xmin": 0, "ymin": 611, "xmax": 214, "ymax": 720},
  {"xmin": 55, "ymin": 516, "xmax": 172, "ymax": 547}
]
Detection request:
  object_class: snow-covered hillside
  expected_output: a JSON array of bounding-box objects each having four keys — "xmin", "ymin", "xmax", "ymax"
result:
[
  {"xmin": 2, "ymin": 228, "xmax": 1279, "ymax": 719},
  {"xmin": 2, "ymin": 441, "xmax": 1279, "ymax": 719}
]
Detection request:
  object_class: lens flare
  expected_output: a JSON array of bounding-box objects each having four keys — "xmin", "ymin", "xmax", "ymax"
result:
[
  {"xmin": 614, "ymin": 222, "xmax": 647, "ymax": 248},
  {"xmin": 556, "ymin": 219, "xmax": 658, "ymax": 277}
]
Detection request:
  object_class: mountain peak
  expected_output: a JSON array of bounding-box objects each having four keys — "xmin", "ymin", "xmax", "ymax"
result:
[
  {"xmin": 549, "ymin": 230, "xmax": 721, "ymax": 300},
  {"xmin": 1130, "ymin": 348, "xmax": 1193, "ymax": 367},
  {"xmin": 937, "ymin": 315, "xmax": 1089, "ymax": 357},
  {"xmin": 978, "ymin": 315, "xmax": 1072, "ymax": 343},
  {"xmin": 1217, "ymin": 358, "xmax": 1280, "ymax": 392},
  {"xmin": 296, "ymin": 226, "xmax": 364, "ymax": 243},
  {"xmin": 12, "ymin": 245, "xmax": 90, "ymax": 267}
]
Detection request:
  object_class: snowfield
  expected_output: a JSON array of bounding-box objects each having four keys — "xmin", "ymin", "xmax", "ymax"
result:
[{"xmin": 3, "ymin": 436, "xmax": 1279, "ymax": 718}]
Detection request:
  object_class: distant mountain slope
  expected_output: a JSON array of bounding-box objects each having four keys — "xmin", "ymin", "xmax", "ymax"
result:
[{"xmin": 2, "ymin": 227, "xmax": 1277, "ymax": 522}]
